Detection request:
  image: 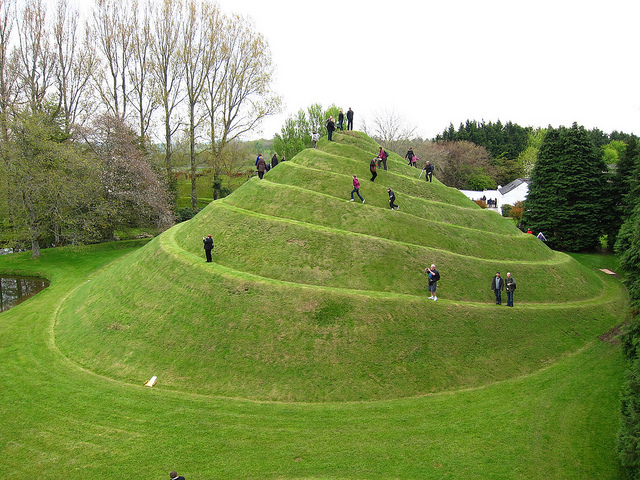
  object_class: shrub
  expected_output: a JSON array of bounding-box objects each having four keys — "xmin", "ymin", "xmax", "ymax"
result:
[
  {"xmin": 509, "ymin": 201, "xmax": 524, "ymax": 221},
  {"xmin": 176, "ymin": 207, "xmax": 200, "ymax": 222}
]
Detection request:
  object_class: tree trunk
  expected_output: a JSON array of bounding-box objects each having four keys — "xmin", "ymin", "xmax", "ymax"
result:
[
  {"xmin": 30, "ymin": 238, "xmax": 40, "ymax": 258},
  {"xmin": 190, "ymin": 121, "xmax": 197, "ymax": 211}
]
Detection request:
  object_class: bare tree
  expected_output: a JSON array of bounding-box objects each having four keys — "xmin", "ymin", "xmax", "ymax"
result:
[
  {"xmin": 182, "ymin": 0, "xmax": 220, "ymax": 211},
  {"xmin": 128, "ymin": 0, "xmax": 158, "ymax": 144},
  {"xmin": 52, "ymin": 0, "xmax": 98, "ymax": 134},
  {"xmin": 369, "ymin": 108, "xmax": 416, "ymax": 153},
  {"xmin": 15, "ymin": 0, "xmax": 55, "ymax": 112},
  {"xmin": 418, "ymin": 140, "xmax": 495, "ymax": 189},
  {"xmin": 91, "ymin": 0, "xmax": 133, "ymax": 119},
  {"xmin": 205, "ymin": 13, "xmax": 281, "ymax": 197},
  {"xmin": 150, "ymin": 0, "xmax": 185, "ymax": 185},
  {"xmin": 0, "ymin": 0, "xmax": 17, "ymax": 140}
]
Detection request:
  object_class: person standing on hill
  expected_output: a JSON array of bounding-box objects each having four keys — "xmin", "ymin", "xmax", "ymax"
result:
[
  {"xmin": 369, "ymin": 157, "xmax": 377, "ymax": 182},
  {"xmin": 387, "ymin": 187, "xmax": 398, "ymax": 210},
  {"xmin": 312, "ymin": 132, "xmax": 320, "ymax": 148},
  {"xmin": 346, "ymin": 107, "xmax": 354, "ymax": 130},
  {"xmin": 425, "ymin": 264, "xmax": 439, "ymax": 301},
  {"xmin": 338, "ymin": 110, "xmax": 345, "ymax": 130},
  {"xmin": 256, "ymin": 155, "xmax": 267, "ymax": 179},
  {"xmin": 377, "ymin": 147, "xmax": 388, "ymax": 171},
  {"xmin": 491, "ymin": 271, "xmax": 504, "ymax": 305},
  {"xmin": 505, "ymin": 272, "xmax": 516, "ymax": 307},
  {"xmin": 203, "ymin": 234, "xmax": 214, "ymax": 262},
  {"xmin": 326, "ymin": 116, "xmax": 336, "ymax": 141},
  {"xmin": 271, "ymin": 153, "xmax": 278, "ymax": 168},
  {"xmin": 405, "ymin": 147, "xmax": 414, "ymax": 166},
  {"xmin": 422, "ymin": 161, "xmax": 434, "ymax": 182},
  {"xmin": 350, "ymin": 175, "xmax": 365, "ymax": 203}
]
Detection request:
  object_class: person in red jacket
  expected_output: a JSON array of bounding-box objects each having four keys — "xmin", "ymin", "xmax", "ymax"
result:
[
  {"xmin": 377, "ymin": 146, "xmax": 388, "ymax": 171},
  {"xmin": 350, "ymin": 175, "xmax": 365, "ymax": 203}
]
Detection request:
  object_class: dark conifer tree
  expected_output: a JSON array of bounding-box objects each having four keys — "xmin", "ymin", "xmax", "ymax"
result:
[
  {"xmin": 615, "ymin": 142, "xmax": 640, "ymax": 478},
  {"xmin": 522, "ymin": 123, "xmax": 606, "ymax": 251}
]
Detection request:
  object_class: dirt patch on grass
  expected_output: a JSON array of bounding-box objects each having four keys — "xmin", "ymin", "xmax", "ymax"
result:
[{"xmin": 598, "ymin": 324, "xmax": 625, "ymax": 345}]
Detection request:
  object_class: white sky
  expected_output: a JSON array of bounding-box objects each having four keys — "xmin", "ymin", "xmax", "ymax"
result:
[
  {"xmin": 55, "ymin": 0, "xmax": 640, "ymax": 140},
  {"xmin": 217, "ymin": 0, "xmax": 640, "ymax": 140}
]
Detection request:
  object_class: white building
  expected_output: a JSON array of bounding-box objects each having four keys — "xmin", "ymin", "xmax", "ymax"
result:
[{"xmin": 460, "ymin": 178, "xmax": 529, "ymax": 215}]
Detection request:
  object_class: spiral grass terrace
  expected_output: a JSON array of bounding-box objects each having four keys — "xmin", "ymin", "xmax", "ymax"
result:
[{"xmin": 0, "ymin": 130, "xmax": 629, "ymax": 479}]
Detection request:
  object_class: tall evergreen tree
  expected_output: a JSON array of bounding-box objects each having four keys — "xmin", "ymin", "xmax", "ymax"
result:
[
  {"xmin": 615, "ymin": 143, "xmax": 640, "ymax": 478},
  {"xmin": 522, "ymin": 123, "xmax": 606, "ymax": 252}
]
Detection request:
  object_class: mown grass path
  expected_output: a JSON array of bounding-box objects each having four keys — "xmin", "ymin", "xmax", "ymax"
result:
[{"xmin": 168, "ymin": 217, "xmax": 621, "ymax": 309}]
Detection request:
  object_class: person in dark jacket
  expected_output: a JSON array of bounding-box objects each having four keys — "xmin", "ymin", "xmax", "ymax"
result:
[
  {"xmin": 271, "ymin": 153, "xmax": 278, "ymax": 168},
  {"xmin": 425, "ymin": 264, "xmax": 440, "ymax": 301},
  {"xmin": 505, "ymin": 272, "xmax": 516, "ymax": 307},
  {"xmin": 491, "ymin": 272, "xmax": 504, "ymax": 305},
  {"xmin": 203, "ymin": 234, "xmax": 214, "ymax": 262},
  {"xmin": 170, "ymin": 470, "xmax": 186, "ymax": 480},
  {"xmin": 422, "ymin": 160, "xmax": 434, "ymax": 182},
  {"xmin": 346, "ymin": 107, "xmax": 354, "ymax": 130},
  {"xmin": 387, "ymin": 187, "xmax": 398, "ymax": 210},
  {"xmin": 369, "ymin": 157, "xmax": 377, "ymax": 182},
  {"xmin": 405, "ymin": 147, "xmax": 414, "ymax": 166},
  {"xmin": 256, "ymin": 155, "xmax": 267, "ymax": 179},
  {"xmin": 338, "ymin": 110, "xmax": 344, "ymax": 130},
  {"xmin": 326, "ymin": 117, "xmax": 336, "ymax": 141}
]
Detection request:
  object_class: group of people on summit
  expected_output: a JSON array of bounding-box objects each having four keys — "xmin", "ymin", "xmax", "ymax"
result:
[{"xmin": 325, "ymin": 108, "xmax": 354, "ymax": 141}]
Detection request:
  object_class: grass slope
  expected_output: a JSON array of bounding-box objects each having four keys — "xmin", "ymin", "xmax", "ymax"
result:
[
  {"xmin": 0, "ymin": 243, "xmax": 626, "ymax": 479},
  {"xmin": 53, "ymin": 131, "xmax": 626, "ymax": 406}
]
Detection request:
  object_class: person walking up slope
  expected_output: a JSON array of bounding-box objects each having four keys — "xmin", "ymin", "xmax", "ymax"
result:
[
  {"xmin": 256, "ymin": 155, "xmax": 267, "ymax": 179},
  {"xmin": 350, "ymin": 175, "xmax": 365, "ymax": 203},
  {"xmin": 387, "ymin": 187, "xmax": 398, "ymax": 210}
]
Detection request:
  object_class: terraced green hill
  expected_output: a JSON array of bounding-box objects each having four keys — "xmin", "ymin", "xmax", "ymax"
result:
[{"xmin": 55, "ymin": 131, "xmax": 624, "ymax": 402}]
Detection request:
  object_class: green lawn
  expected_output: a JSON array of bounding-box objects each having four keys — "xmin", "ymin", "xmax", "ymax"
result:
[
  {"xmin": 0, "ymin": 244, "xmax": 626, "ymax": 478},
  {"xmin": 0, "ymin": 130, "xmax": 629, "ymax": 478}
]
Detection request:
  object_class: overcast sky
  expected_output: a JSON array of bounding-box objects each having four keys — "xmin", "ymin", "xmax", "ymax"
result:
[{"xmin": 217, "ymin": 0, "xmax": 639, "ymax": 140}]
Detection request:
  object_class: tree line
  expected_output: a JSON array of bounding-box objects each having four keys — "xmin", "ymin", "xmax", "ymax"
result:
[
  {"xmin": 0, "ymin": 0, "xmax": 280, "ymax": 256},
  {"xmin": 612, "ymin": 134, "xmax": 640, "ymax": 477}
]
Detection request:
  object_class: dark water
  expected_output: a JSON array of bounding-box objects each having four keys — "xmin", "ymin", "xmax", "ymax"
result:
[{"xmin": 0, "ymin": 276, "xmax": 49, "ymax": 313}]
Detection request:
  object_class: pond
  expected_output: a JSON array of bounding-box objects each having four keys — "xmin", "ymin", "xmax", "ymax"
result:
[{"xmin": 0, "ymin": 276, "xmax": 50, "ymax": 313}]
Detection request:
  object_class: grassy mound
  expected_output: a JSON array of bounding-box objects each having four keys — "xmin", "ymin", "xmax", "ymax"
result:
[{"xmin": 55, "ymin": 131, "xmax": 626, "ymax": 402}]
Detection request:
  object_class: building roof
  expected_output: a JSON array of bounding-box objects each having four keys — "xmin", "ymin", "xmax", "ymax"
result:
[{"xmin": 499, "ymin": 178, "xmax": 529, "ymax": 195}]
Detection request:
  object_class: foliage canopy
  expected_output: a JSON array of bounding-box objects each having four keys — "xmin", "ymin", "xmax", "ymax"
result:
[{"xmin": 522, "ymin": 123, "xmax": 607, "ymax": 252}]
